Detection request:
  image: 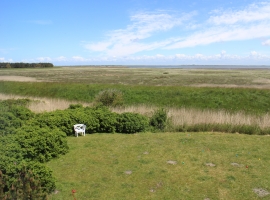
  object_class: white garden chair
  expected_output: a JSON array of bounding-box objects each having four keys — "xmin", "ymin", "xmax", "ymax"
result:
[{"xmin": 73, "ymin": 124, "xmax": 86, "ymax": 137}]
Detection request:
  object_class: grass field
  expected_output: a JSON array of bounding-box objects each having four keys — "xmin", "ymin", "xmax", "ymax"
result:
[
  {"xmin": 1, "ymin": 67, "xmax": 270, "ymax": 199},
  {"xmin": 47, "ymin": 132, "xmax": 270, "ymax": 200},
  {"xmin": 1, "ymin": 67, "xmax": 270, "ymax": 115}
]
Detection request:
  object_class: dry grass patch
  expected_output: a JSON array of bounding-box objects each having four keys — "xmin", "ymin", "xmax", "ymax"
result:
[
  {"xmin": 112, "ymin": 105, "xmax": 270, "ymax": 129},
  {"xmin": 0, "ymin": 93, "xmax": 91, "ymax": 113},
  {"xmin": 0, "ymin": 75, "xmax": 42, "ymax": 82}
]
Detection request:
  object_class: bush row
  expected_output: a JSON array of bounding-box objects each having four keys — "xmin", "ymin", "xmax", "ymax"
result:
[{"xmin": 32, "ymin": 105, "xmax": 150, "ymax": 135}]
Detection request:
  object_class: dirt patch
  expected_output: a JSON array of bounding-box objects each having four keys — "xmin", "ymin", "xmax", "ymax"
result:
[
  {"xmin": 124, "ymin": 170, "xmax": 132, "ymax": 175},
  {"xmin": 167, "ymin": 160, "xmax": 177, "ymax": 165},
  {"xmin": 0, "ymin": 76, "xmax": 42, "ymax": 82},
  {"xmin": 253, "ymin": 188, "xmax": 270, "ymax": 197},
  {"xmin": 231, "ymin": 163, "xmax": 243, "ymax": 167},
  {"xmin": 205, "ymin": 163, "xmax": 216, "ymax": 167}
]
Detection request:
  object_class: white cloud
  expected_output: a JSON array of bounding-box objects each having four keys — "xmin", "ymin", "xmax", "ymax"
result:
[
  {"xmin": 21, "ymin": 51, "xmax": 270, "ymax": 65},
  {"xmin": 84, "ymin": 2, "xmax": 270, "ymax": 58},
  {"xmin": 71, "ymin": 56, "xmax": 88, "ymax": 62},
  {"xmin": 0, "ymin": 57, "xmax": 13, "ymax": 62},
  {"xmin": 166, "ymin": 2, "xmax": 270, "ymax": 49},
  {"xmin": 84, "ymin": 42, "xmax": 111, "ymax": 52},
  {"xmin": 165, "ymin": 22, "xmax": 270, "ymax": 49},
  {"xmin": 262, "ymin": 39, "xmax": 270, "ymax": 46},
  {"xmin": 105, "ymin": 51, "xmax": 270, "ymax": 63},
  {"xmin": 55, "ymin": 56, "xmax": 67, "ymax": 62},
  {"xmin": 249, "ymin": 50, "xmax": 270, "ymax": 59},
  {"xmin": 84, "ymin": 11, "xmax": 195, "ymax": 57},
  {"xmin": 208, "ymin": 2, "xmax": 270, "ymax": 25}
]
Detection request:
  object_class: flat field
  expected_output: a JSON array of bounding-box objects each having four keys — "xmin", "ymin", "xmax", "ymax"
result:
[
  {"xmin": 1, "ymin": 66, "xmax": 270, "ymax": 88},
  {"xmin": 1, "ymin": 67, "xmax": 270, "ymax": 114}
]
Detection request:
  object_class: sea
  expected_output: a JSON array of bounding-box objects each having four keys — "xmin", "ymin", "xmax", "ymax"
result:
[
  {"xmin": 125, "ymin": 65, "xmax": 270, "ymax": 69},
  {"xmin": 60, "ymin": 65, "xmax": 270, "ymax": 69}
]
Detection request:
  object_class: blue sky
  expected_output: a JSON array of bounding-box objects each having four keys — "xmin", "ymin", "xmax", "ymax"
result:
[{"xmin": 1, "ymin": 0, "xmax": 270, "ymax": 65}]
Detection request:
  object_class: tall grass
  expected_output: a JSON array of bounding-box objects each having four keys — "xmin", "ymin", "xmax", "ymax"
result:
[
  {"xmin": 112, "ymin": 106, "xmax": 270, "ymax": 131},
  {"xmin": 1, "ymin": 93, "xmax": 270, "ymax": 133},
  {"xmin": 1, "ymin": 81, "xmax": 270, "ymax": 114}
]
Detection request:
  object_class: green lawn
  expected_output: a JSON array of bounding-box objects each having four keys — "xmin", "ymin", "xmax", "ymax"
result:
[{"xmin": 47, "ymin": 132, "xmax": 270, "ymax": 200}]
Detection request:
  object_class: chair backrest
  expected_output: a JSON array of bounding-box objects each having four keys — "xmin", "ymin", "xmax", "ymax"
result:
[{"xmin": 74, "ymin": 124, "xmax": 86, "ymax": 131}]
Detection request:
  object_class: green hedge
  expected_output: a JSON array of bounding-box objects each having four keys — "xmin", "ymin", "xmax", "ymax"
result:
[{"xmin": 116, "ymin": 112, "xmax": 149, "ymax": 133}]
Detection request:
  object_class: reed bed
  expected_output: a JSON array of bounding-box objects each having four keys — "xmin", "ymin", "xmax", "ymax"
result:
[
  {"xmin": 111, "ymin": 106, "xmax": 270, "ymax": 129},
  {"xmin": 1, "ymin": 93, "xmax": 269, "ymax": 130}
]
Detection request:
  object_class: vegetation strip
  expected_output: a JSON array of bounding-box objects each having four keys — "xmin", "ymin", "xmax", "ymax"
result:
[{"xmin": 1, "ymin": 81, "xmax": 270, "ymax": 114}]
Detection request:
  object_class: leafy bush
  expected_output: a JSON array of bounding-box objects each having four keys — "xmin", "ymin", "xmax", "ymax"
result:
[
  {"xmin": 0, "ymin": 167, "xmax": 47, "ymax": 200},
  {"xmin": 0, "ymin": 99, "xmax": 34, "ymax": 135},
  {"xmin": 33, "ymin": 107, "xmax": 101, "ymax": 135},
  {"xmin": 94, "ymin": 89, "xmax": 124, "ymax": 107},
  {"xmin": 149, "ymin": 108, "xmax": 168, "ymax": 131},
  {"xmin": 116, "ymin": 112, "xmax": 149, "ymax": 133},
  {"xmin": 68, "ymin": 103, "xmax": 83, "ymax": 109},
  {"xmin": 0, "ymin": 162, "xmax": 55, "ymax": 199},
  {"xmin": 15, "ymin": 126, "xmax": 68, "ymax": 163},
  {"xmin": 93, "ymin": 106, "xmax": 118, "ymax": 133},
  {"xmin": 0, "ymin": 135, "xmax": 24, "ymax": 175},
  {"xmin": 0, "ymin": 136, "xmax": 56, "ymax": 197}
]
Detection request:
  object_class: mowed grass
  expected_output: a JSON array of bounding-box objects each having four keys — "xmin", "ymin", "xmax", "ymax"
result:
[{"xmin": 47, "ymin": 132, "xmax": 270, "ymax": 200}]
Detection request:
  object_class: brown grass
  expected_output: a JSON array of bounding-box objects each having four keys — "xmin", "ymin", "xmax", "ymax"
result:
[
  {"xmin": 1, "ymin": 93, "xmax": 269, "ymax": 128},
  {"xmin": 0, "ymin": 93, "xmax": 91, "ymax": 113},
  {"xmin": 1, "ymin": 67, "xmax": 270, "ymax": 88},
  {"xmin": 0, "ymin": 75, "xmax": 42, "ymax": 82},
  {"xmin": 111, "ymin": 106, "xmax": 270, "ymax": 129}
]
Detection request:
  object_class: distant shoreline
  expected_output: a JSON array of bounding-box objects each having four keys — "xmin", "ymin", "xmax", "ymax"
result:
[{"xmin": 55, "ymin": 65, "xmax": 270, "ymax": 69}]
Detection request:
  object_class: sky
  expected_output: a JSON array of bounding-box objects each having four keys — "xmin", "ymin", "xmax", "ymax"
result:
[{"xmin": 1, "ymin": 0, "xmax": 270, "ymax": 65}]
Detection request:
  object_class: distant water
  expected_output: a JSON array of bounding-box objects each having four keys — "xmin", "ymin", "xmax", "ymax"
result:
[
  {"xmin": 60, "ymin": 65, "xmax": 270, "ymax": 69},
  {"xmin": 125, "ymin": 65, "xmax": 270, "ymax": 69}
]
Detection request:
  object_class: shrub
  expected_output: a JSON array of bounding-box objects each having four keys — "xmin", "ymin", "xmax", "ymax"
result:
[
  {"xmin": 0, "ymin": 162, "xmax": 55, "ymax": 199},
  {"xmin": 93, "ymin": 106, "xmax": 117, "ymax": 133},
  {"xmin": 94, "ymin": 89, "xmax": 124, "ymax": 107},
  {"xmin": 116, "ymin": 112, "xmax": 149, "ymax": 133},
  {"xmin": 149, "ymin": 108, "xmax": 168, "ymax": 131},
  {"xmin": 0, "ymin": 100, "xmax": 34, "ymax": 135},
  {"xmin": 32, "ymin": 107, "xmax": 101, "ymax": 135},
  {"xmin": 0, "ymin": 167, "xmax": 47, "ymax": 200},
  {"xmin": 68, "ymin": 104, "xmax": 83, "ymax": 109},
  {"xmin": 0, "ymin": 136, "xmax": 56, "ymax": 197},
  {"xmin": 15, "ymin": 126, "xmax": 68, "ymax": 162}
]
